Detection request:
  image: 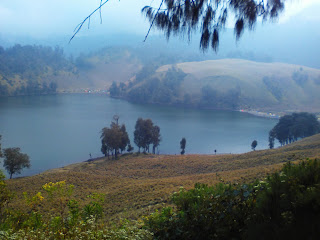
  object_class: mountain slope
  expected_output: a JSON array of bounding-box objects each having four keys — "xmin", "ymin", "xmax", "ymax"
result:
[{"xmin": 118, "ymin": 59, "xmax": 320, "ymax": 112}]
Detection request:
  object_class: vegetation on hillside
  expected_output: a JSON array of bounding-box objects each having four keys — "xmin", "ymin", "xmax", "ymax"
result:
[
  {"xmin": 3, "ymin": 134, "xmax": 320, "ymax": 226},
  {"xmin": 0, "ymin": 45, "xmax": 142, "ymax": 95},
  {"xmin": 0, "ymin": 45, "xmax": 76, "ymax": 96},
  {"xmin": 109, "ymin": 65, "xmax": 241, "ymax": 110},
  {"xmin": 2, "ymin": 154, "xmax": 320, "ymax": 239},
  {"xmin": 109, "ymin": 59, "xmax": 320, "ymax": 112},
  {"xmin": 0, "ymin": 175, "xmax": 153, "ymax": 239},
  {"xmin": 146, "ymin": 159, "xmax": 320, "ymax": 239}
]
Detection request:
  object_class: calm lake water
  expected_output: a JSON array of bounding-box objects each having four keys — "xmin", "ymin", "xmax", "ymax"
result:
[{"xmin": 0, "ymin": 94, "xmax": 277, "ymax": 177}]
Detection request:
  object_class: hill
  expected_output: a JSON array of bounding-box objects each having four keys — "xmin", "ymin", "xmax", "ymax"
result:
[
  {"xmin": 115, "ymin": 59, "xmax": 320, "ymax": 113},
  {"xmin": 6, "ymin": 133, "xmax": 320, "ymax": 221},
  {"xmin": 0, "ymin": 45, "xmax": 142, "ymax": 95},
  {"xmin": 0, "ymin": 45, "xmax": 73, "ymax": 96}
]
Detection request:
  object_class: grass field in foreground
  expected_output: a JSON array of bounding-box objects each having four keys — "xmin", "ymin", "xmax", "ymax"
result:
[{"xmin": 6, "ymin": 134, "xmax": 320, "ymax": 222}]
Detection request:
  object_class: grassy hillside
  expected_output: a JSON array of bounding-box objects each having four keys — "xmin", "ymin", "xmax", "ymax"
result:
[
  {"xmin": 6, "ymin": 133, "xmax": 320, "ymax": 222},
  {"xmin": 117, "ymin": 59, "xmax": 320, "ymax": 113},
  {"xmin": 65, "ymin": 47, "xmax": 141, "ymax": 91}
]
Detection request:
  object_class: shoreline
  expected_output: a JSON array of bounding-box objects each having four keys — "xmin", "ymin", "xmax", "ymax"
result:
[{"xmin": 239, "ymin": 109, "xmax": 280, "ymax": 119}]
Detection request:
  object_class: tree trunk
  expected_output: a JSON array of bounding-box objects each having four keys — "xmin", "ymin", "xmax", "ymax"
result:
[{"xmin": 10, "ymin": 173, "xmax": 12, "ymax": 179}]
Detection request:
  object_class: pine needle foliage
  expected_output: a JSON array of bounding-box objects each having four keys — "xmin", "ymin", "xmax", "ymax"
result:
[{"xmin": 142, "ymin": 0, "xmax": 285, "ymax": 51}]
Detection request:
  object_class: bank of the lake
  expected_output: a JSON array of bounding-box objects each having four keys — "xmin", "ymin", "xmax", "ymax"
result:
[{"xmin": 0, "ymin": 94, "xmax": 277, "ymax": 177}]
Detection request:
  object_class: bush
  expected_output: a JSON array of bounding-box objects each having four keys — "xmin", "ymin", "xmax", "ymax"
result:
[
  {"xmin": 247, "ymin": 159, "xmax": 320, "ymax": 239},
  {"xmin": 0, "ymin": 180, "xmax": 152, "ymax": 239},
  {"xmin": 145, "ymin": 183, "xmax": 256, "ymax": 240},
  {"xmin": 145, "ymin": 159, "xmax": 320, "ymax": 240}
]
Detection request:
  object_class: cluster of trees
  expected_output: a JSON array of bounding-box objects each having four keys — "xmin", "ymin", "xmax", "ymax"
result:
[
  {"xmin": 0, "ymin": 135, "xmax": 31, "ymax": 179},
  {"xmin": 269, "ymin": 112, "xmax": 320, "ymax": 148},
  {"xmin": 110, "ymin": 66, "xmax": 241, "ymax": 110},
  {"xmin": 262, "ymin": 75, "xmax": 283, "ymax": 101},
  {"xmin": 13, "ymin": 81, "xmax": 58, "ymax": 96},
  {"xmin": 0, "ymin": 45, "xmax": 72, "ymax": 78},
  {"xmin": 100, "ymin": 117, "xmax": 161, "ymax": 159},
  {"xmin": 110, "ymin": 66, "xmax": 186, "ymax": 105},
  {"xmin": 200, "ymin": 85, "xmax": 241, "ymax": 110},
  {"xmin": 292, "ymin": 68, "xmax": 309, "ymax": 87},
  {"xmin": 100, "ymin": 123, "xmax": 130, "ymax": 159}
]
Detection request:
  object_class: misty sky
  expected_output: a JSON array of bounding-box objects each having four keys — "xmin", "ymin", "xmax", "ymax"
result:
[{"xmin": 0, "ymin": 0, "xmax": 320, "ymax": 39}]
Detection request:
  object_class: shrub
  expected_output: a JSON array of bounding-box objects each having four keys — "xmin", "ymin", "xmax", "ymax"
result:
[
  {"xmin": 145, "ymin": 183, "xmax": 256, "ymax": 239},
  {"xmin": 145, "ymin": 159, "xmax": 320, "ymax": 240}
]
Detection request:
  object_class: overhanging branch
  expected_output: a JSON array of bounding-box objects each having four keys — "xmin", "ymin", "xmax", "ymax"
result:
[{"xmin": 69, "ymin": 0, "xmax": 111, "ymax": 43}]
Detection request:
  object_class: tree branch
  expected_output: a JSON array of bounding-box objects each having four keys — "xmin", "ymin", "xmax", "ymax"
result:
[
  {"xmin": 143, "ymin": 0, "xmax": 164, "ymax": 42},
  {"xmin": 69, "ymin": 0, "xmax": 111, "ymax": 43}
]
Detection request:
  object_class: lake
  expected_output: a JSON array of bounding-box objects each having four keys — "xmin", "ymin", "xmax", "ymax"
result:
[{"xmin": 0, "ymin": 94, "xmax": 277, "ymax": 177}]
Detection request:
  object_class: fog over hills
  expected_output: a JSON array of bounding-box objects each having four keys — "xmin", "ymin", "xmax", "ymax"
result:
[{"xmin": 0, "ymin": 3, "xmax": 319, "ymax": 69}]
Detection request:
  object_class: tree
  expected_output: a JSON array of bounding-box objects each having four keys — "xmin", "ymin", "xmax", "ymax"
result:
[
  {"xmin": 134, "ymin": 118, "xmax": 161, "ymax": 153},
  {"xmin": 127, "ymin": 144, "xmax": 134, "ymax": 153},
  {"xmin": 268, "ymin": 129, "xmax": 276, "ymax": 149},
  {"xmin": 251, "ymin": 140, "xmax": 257, "ymax": 151},
  {"xmin": 180, "ymin": 137, "xmax": 186, "ymax": 155},
  {"xmin": 71, "ymin": 0, "xmax": 287, "ymax": 52},
  {"xmin": 3, "ymin": 147, "xmax": 30, "ymax": 179},
  {"xmin": 151, "ymin": 125, "xmax": 161, "ymax": 154},
  {"xmin": 120, "ymin": 124, "xmax": 130, "ymax": 153},
  {"xmin": 101, "ymin": 121, "xmax": 130, "ymax": 159},
  {"xmin": 0, "ymin": 135, "xmax": 2, "ymax": 158}
]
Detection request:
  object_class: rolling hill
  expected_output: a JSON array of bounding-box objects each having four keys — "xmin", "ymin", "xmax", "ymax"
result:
[{"xmin": 117, "ymin": 59, "xmax": 320, "ymax": 113}]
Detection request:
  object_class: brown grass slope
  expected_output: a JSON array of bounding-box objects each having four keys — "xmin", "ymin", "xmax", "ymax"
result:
[{"xmin": 7, "ymin": 133, "xmax": 320, "ymax": 221}]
